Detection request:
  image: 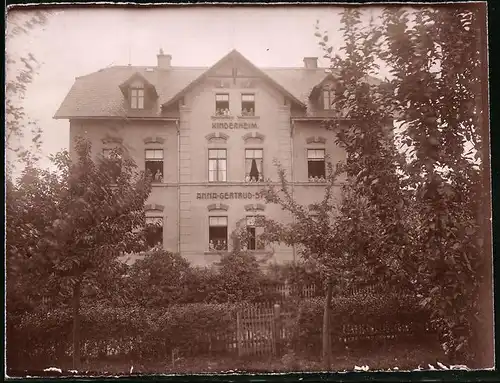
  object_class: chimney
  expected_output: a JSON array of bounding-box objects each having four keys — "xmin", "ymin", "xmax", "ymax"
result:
[
  {"xmin": 303, "ymin": 57, "xmax": 318, "ymax": 69},
  {"xmin": 157, "ymin": 49, "xmax": 172, "ymax": 69}
]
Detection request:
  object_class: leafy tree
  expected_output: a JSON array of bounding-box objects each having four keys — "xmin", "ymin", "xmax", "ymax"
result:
[
  {"xmin": 316, "ymin": 4, "xmax": 491, "ymax": 365},
  {"xmin": 6, "ymin": 164, "xmax": 67, "ymax": 315},
  {"xmin": 6, "ymin": 137, "xmax": 153, "ymax": 369},
  {"xmin": 378, "ymin": 5, "xmax": 490, "ymax": 366},
  {"xmin": 6, "ymin": 10, "xmax": 50, "ymax": 170},
  {"xmin": 316, "ymin": 9, "xmax": 414, "ymax": 290},
  {"xmin": 240, "ymin": 161, "xmax": 349, "ymax": 368}
]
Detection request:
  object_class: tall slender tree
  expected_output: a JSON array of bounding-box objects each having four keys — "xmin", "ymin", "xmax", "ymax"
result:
[
  {"xmin": 316, "ymin": 4, "xmax": 491, "ymax": 365},
  {"xmin": 6, "ymin": 137, "xmax": 153, "ymax": 369},
  {"xmin": 379, "ymin": 5, "xmax": 491, "ymax": 365},
  {"xmin": 233, "ymin": 161, "xmax": 349, "ymax": 368},
  {"xmin": 316, "ymin": 9, "xmax": 414, "ymax": 289}
]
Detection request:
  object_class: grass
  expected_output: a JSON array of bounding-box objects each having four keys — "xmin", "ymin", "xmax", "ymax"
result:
[{"xmin": 14, "ymin": 340, "xmax": 446, "ymax": 375}]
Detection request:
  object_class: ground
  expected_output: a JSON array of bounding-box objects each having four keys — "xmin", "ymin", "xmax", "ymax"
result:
[{"xmin": 9, "ymin": 340, "xmax": 447, "ymax": 376}]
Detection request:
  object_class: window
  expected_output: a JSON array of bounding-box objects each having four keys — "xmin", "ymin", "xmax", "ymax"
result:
[
  {"xmin": 103, "ymin": 148, "xmax": 115, "ymax": 159},
  {"xmin": 307, "ymin": 149, "xmax": 326, "ymax": 180},
  {"xmin": 208, "ymin": 149, "xmax": 227, "ymax": 182},
  {"xmin": 145, "ymin": 149, "xmax": 164, "ymax": 183},
  {"xmin": 323, "ymin": 89, "xmax": 334, "ymax": 110},
  {"xmin": 245, "ymin": 149, "xmax": 263, "ymax": 182},
  {"xmin": 209, "ymin": 216, "xmax": 228, "ymax": 251},
  {"xmin": 310, "ymin": 212, "xmax": 319, "ymax": 222},
  {"xmin": 246, "ymin": 216, "xmax": 264, "ymax": 250},
  {"xmin": 241, "ymin": 94, "xmax": 255, "ymax": 116},
  {"xmin": 131, "ymin": 88, "xmax": 145, "ymax": 109},
  {"xmin": 215, "ymin": 93, "xmax": 230, "ymax": 116},
  {"xmin": 102, "ymin": 148, "xmax": 122, "ymax": 181},
  {"xmin": 145, "ymin": 217, "xmax": 163, "ymax": 248}
]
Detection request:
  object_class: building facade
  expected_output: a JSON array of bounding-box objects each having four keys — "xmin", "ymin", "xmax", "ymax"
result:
[{"xmin": 55, "ymin": 49, "xmax": 351, "ymax": 266}]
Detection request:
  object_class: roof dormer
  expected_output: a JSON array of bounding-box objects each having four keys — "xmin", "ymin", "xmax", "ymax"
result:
[
  {"xmin": 119, "ymin": 72, "xmax": 158, "ymax": 110},
  {"xmin": 309, "ymin": 73, "xmax": 338, "ymax": 111}
]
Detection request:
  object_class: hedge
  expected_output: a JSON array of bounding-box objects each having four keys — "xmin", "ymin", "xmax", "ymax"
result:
[
  {"xmin": 287, "ymin": 292, "xmax": 434, "ymax": 355},
  {"xmin": 7, "ymin": 302, "xmax": 240, "ymax": 369},
  {"xmin": 7, "ymin": 293, "xmax": 435, "ymax": 369}
]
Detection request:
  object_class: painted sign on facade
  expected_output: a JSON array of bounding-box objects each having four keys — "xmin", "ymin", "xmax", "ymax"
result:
[
  {"xmin": 196, "ymin": 191, "xmax": 262, "ymax": 200},
  {"xmin": 212, "ymin": 121, "xmax": 258, "ymax": 130}
]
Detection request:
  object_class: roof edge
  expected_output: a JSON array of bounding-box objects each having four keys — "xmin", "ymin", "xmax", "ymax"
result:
[
  {"xmin": 54, "ymin": 115, "xmax": 180, "ymax": 121},
  {"xmin": 161, "ymin": 49, "xmax": 307, "ymax": 110}
]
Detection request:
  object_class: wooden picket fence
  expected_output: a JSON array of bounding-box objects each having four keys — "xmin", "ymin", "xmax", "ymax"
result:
[
  {"xmin": 274, "ymin": 283, "xmax": 317, "ymax": 299},
  {"xmin": 235, "ymin": 303, "xmax": 283, "ymax": 357},
  {"xmin": 227, "ymin": 299, "xmax": 430, "ymax": 357},
  {"xmin": 272, "ymin": 283, "xmax": 402, "ymax": 300}
]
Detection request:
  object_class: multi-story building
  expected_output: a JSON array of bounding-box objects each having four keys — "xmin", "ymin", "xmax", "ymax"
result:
[{"xmin": 55, "ymin": 49, "xmax": 350, "ymax": 266}]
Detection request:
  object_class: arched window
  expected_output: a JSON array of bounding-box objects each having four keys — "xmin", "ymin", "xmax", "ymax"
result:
[
  {"xmin": 245, "ymin": 215, "xmax": 265, "ymax": 250},
  {"xmin": 208, "ymin": 216, "xmax": 228, "ymax": 251},
  {"xmin": 144, "ymin": 204, "xmax": 164, "ymax": 249},
  {"xmin": 245, "ymin": 149, "xmax": 263, "ymax": 182}
]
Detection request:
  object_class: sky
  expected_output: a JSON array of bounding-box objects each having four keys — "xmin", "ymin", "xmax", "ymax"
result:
[{"xmin": 6, "ymin": 5, "xmax": 383, "ymax": 172}]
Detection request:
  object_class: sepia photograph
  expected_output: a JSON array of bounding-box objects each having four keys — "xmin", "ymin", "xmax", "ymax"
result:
[{"xmin": 5, "ymin": 2, "xmax": 494, "ymax": 377}]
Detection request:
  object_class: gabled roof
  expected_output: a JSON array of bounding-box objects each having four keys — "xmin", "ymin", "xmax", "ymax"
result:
[
  {"xmin": 160, "ymin": 49, "xmax": 306, "ymax": 109},
  {"xmin": 263, "ymin": 68, "xmax": 337, "ymax": 105},
  {"xmin": 54, "ymin": 50, "xmax": 381, "ymax": 120},
  {"xmin": 55, "ymin": 66, "xmax": 204, "ymax": 119}
]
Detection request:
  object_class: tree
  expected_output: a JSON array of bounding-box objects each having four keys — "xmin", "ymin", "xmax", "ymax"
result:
[
  {"xmin": 316, "ymin": 9, "xmax": 414, "ymax": 290},
  {"xmin": 316, "ymin": 4, "xmax": 491, "ymax": 365},
  {"xmin": 6, "ymin": 164, "xmax": 67, "ymax": 315},
  {"xmin": 239, "ymin": 161, "xmax": 348, "ymax": 368},
  {"xmin": 6, "ymin": 137, "xmax": 153, "ymax": 369},
  {"xmin": 378, "ymin": 5, "xmax": 490, "ymax": 366},
  {"xmin": 6, "ymin": 10, "xmax": 50, "ymax": 170}
]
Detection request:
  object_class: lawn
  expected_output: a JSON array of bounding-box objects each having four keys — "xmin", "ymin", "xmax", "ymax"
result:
[{"xmin": 10, "ymin": 340, "xmax": 448, "ymax": 376}]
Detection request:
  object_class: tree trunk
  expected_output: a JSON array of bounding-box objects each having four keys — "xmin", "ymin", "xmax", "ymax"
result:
[
  {"xmin": 322, "ymin": 279, "xmax": 333, "ymax": 370},
  {"xmin": 72, "ymin": 279, "xmax": 82, "ymax": 370}
]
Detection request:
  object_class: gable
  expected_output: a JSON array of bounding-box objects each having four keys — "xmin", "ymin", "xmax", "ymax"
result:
[
  {"xmin": 130, "ymin": 79, "xmax": 145, "ymax": 88},
  {"xmin": 119, "ymin": 71, "xmax": 158, "ymax": 99},
  {"xmin": 210, "ymin": 56, "xmax": 258, "ymax": 78},
  {"xmin": 206, "ymin": 56, "xmax": 263, "ymax": 90},
  {"xmin": 309, "ymin": 74, "xmax": 337, "ymax": 99},
  {"xmin": 161, "ymin": 50, "xmax": 306, "ymax": 109}
]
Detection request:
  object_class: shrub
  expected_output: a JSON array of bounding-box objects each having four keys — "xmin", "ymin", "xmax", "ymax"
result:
[
  {"xmin": 214, "ymin": 251, "xmax": 266, "ymax": 303},
  {"xmin": 125, "ymin": 250, "xmax": 192, "ymax": 307},
  {"xmin": 265, "ymin": 261, "xmax": 324, "ymax": 298},
  {"xmin": 155, "ymin": 303, "xmax": 237, "ymax": 356},
  {"xmin": 288, "ymin": 292, "xmax": 433, "ymax": 356},
  {"xmin": 7, "ymin": 301, "xmax": 240, "ymax": 369},
  {"xmin": 182, "ymin": 266, "xmax": 221, "ymax": 303}
]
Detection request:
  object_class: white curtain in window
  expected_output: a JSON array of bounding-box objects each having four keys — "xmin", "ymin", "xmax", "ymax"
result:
[
  {"xmin": 256, "ymin": 158, "xmax": 263, "ymax": 175},
  {"xmin": 245, "ymin": 159, "xmax": 252, "ymax": 175}
]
